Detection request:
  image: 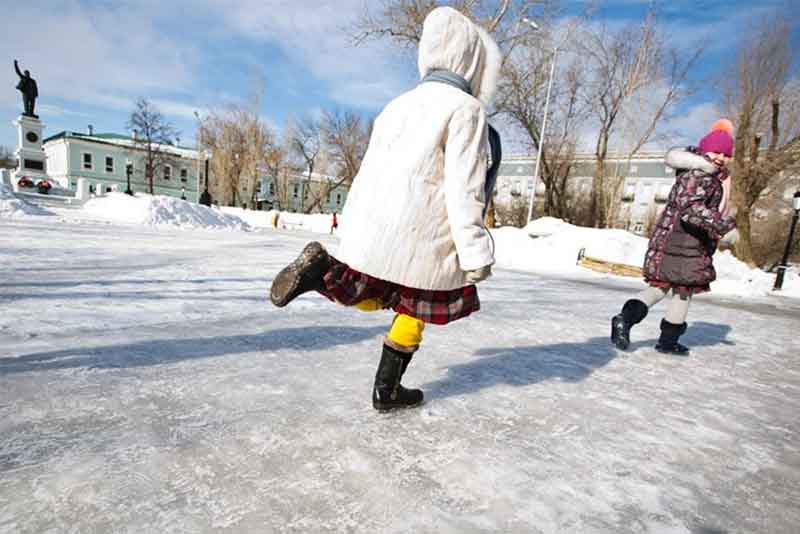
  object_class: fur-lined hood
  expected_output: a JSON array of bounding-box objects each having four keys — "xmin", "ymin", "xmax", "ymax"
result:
[
  {"xmin": 417, "ymin": 7, "xmax": 501, "ymax": 106},
  {"xmin": 665, "ymin": 147, "xmax": 718, "ymax": 174}
]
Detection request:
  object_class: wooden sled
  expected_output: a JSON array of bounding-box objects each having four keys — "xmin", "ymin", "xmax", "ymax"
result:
[{"xmin": 576, "ymin": 248, "xmax": 643, "ymax": 278}]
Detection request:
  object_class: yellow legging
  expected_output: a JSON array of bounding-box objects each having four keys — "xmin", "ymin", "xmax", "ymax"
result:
[{"xmin": 354, "ymin": 298, "xmax": 425, "ymax": 350}]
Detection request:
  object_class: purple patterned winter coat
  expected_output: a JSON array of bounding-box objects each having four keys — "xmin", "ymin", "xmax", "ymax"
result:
[{"xmin": 643, "ymin": 148, "xmax": 736, "ymax": 294}]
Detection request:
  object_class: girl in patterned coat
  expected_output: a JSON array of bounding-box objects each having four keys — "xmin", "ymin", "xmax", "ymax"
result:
[
  {"xmin": 269, "ymin": 7, "xmax": 501, "ymax": 410},
  {"xmin": 611, "ymin": 120, "xmax": 737, "ymax": 354}
]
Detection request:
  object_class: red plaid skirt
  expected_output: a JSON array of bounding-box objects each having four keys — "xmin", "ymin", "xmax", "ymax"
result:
[{"xmin": 318, "ymin": 256, "xmax": 479, "ymax": 325}]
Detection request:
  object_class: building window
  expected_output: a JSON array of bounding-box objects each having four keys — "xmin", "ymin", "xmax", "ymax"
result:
[
  {"xmin": 256, "ymin": 182, "xmax": 262, "ymax": 192},
  {"xmin": 82, "ymin": 153, "xmax": 93, "ymax": 170},
  {"xmin": 336, "ymin": 193, "xmax": 342, "ymax": 206},
  {"xmin": 105, "ymin": 156, "xmax": 114, "ymax": 173},
  {"xmin": 163, "ymin": 165, "xmax": 172, "ymax": 180},
  {"xmin": 655, "ymin": 184, "xmax": 671, "ymax": 203},
  {"xmin": 622, "ymin": 182, "xmax": 636, "ymax": 202},
  {"xmin": 293, "ymin": 184, "xmax": 299, "ymax": 198},
  {"xmin": 269, "ymin": 182, "xmax": 275, "ymax": 195},
  {"xmin": 180, "ymin": 168, "xmax": 188, "ymax": 183}
]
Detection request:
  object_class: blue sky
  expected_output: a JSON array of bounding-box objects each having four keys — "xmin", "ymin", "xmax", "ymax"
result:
[{"xmin": 1, "ymin": 0, "xmax": 797, "ymax": 152}]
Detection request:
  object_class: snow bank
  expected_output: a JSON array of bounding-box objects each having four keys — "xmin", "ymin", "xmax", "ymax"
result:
[
  {"xmin": 0, "ymin": 182, "xmax": 53, "ymax": 218},
  {"xmin": 81, "ymin": 193, "xmax": 251, "ymax": 231},
  {"xmin": 218, "ymin": 206, "xmax": 276, "ymax": 229},
  {"xmin": 494, "ymin": 220, "xmax": 800, "ymax": 298}
]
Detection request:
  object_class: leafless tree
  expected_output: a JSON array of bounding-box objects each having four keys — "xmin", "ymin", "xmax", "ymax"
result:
[
  {"xmin": 127, "ymin": 99, "xmax": 179, "ymax": 195},
  {"xmin": 198, "ymin": 105, "xmax": 269, "ymax": 207},
  {"xmin": 580, "ymin": 12, "xmax": 700, "ymax": 227},
  {"xmin": 263, "ymin": 138, "xmax": 293, "ymax": 211},
  {"xmin": 721, "ymin": 18, "xmax": 800, "ymax": 265},
  {"xmin": 496, "ymin": 23, "xmax": 588, "ymax": 219},
  {"xmin": 305, "ymin": 110, "xmax": 374, "ymax": 213},
  {"xmin": 288, "ymin": 116, "xmax": 323, "ymax": 213}
]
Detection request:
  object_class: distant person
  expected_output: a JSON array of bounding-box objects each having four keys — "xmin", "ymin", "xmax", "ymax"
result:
[
  {"xmin": 330, "ymin": 212, "xmax": 338, "ymax": 234},
  {"xmin": 611, "ymin": 120, "xmax": 737, "ymax": 355},
  {"xmin": 270, "ymin": 7, "xmax": 501, "ymax": 411}
]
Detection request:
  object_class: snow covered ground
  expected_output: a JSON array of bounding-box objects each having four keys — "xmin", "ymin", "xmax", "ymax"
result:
[{"xmin": 1, "ymin": 210, "xmax": 799, "ymax": 533}]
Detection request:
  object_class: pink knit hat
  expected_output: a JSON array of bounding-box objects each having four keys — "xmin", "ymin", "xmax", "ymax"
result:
[{"xmin": 698, "ymin": 119, "xmax": 734, "ymax": 157}]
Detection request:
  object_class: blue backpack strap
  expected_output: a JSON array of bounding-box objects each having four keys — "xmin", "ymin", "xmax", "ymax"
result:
[{"xmin": 484, "ymin": 124, "xmax": 501, "ymax": 216}]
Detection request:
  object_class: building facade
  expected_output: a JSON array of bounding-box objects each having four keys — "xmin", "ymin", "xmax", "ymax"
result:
[
  {"xmin": 256, "ymin": 171, "xmax": 349, "ymax": 214},
  {"xmin": 497, "ymin": 151, "xmax": 675, "ymax": 233},
  {"xmin": 42, "ymin": 131, "xmax": 204, "ymax": 201}
]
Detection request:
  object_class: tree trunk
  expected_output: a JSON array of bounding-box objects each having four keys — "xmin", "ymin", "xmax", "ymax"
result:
[{"xmin": 734, "ymin": 206, "xmax": 756, "ymax": 266}]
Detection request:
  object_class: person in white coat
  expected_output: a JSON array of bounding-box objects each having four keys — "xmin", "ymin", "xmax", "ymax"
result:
[{"xmin": 270, "ymin": 6, "xmax": 501, "ymax": 411}]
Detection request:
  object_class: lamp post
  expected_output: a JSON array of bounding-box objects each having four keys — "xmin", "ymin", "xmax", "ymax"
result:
[
  {"xmin": 125, "ymin": 159, "xmax": 133, "ymax": 196},
  {"xmin": 522, "ymin": 17, "xmax": 559, "ymax": 223},
  {"xmin": 773, "ymin": 190, "xmax": 800, "ymax": 291},
  {"xmin": 199, "ymin": 149, "xmax": 212, "ymax": 206}
]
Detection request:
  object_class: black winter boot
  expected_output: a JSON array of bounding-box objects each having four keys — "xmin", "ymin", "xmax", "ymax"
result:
[
  {"xmin": 611, "ymin": 299, "xmax": 649, "ymax": 350},
  {"xmin": 655, "ymin": 319, "xmax": 689, "ymax": 355},
  {"xmin": 270, "ymin": 242, "xmax": 330, "ymax": 307},
  {"xmin": 373, "ymin": 344, "xmax": 424, "ymax": 411}
]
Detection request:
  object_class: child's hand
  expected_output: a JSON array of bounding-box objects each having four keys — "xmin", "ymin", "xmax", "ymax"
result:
[{"xmin": 464, "ymin": 265, "xmax": 492, "ymax": 284}]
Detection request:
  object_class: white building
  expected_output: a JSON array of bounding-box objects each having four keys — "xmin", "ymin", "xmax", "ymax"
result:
[{"xmin": 496, "ymin": 151, "xmax": 676, "ymax": 233}]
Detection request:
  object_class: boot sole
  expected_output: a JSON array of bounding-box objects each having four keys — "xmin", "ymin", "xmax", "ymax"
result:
[
  {"xmin": 373, "ymin": 399, "xmax": 425, "ymax": 412},
  {"xmin": 270, "ymin": 242, "xmax": 327, "ymax": 307}
]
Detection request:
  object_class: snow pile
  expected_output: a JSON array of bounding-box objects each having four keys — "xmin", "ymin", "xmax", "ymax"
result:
[
  {"xmin": 493, "ymin": 219, "xmax": 647, "ymax": 274},
  {"xmin": 218, "ymin": 206, "xmax": 276, "ymax": 229},
  {"xmin": 525, "ymin": 216, "xmax": 578, "ymax": 237},
  {"xmin": 0, "ymin": 182, "xmax": 53, "ymax": 218},
  {"xmin": 81, "ymin": 193, "xmax": 251, "ymax": 230},
  {"xmin": 493, "ymin": 219, "xmax": 800, "ymax": 298}
]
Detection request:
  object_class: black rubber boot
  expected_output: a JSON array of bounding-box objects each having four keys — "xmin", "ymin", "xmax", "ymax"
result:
[
  {"xmin": 655, "ymin": 319, "xmax": 689, "ymax": 355},
  {"xmin": 373, "ymin": 344, "xmax": 424, "ymax": 411},
  {"xmin": 270, "ymin": 242, "xmax": 330, "ymax": 307},
  {"xmin": 611, "ymin": 299, "xmax": 649, "ymax": 350}
]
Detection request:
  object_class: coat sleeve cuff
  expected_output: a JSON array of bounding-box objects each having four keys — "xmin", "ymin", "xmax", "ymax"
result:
[{"xmin": 457, "ymin": 234, "xmax": 495, "ymax": 271}]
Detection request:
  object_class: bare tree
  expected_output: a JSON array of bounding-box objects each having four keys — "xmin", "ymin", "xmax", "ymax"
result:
[
  {"xmin": 351, "ymin": 0, "xmax": 552, "ymax": 52},
  {"xmin": 580, "ymin": 13, "xmax": 700, "ymax": 227},
  {"xmin": 127, "ymin": 99, "xmax": 179, "ymax": 195},
  {"xmin": 496, "ymin": 27, "xmax": 588, "ymax": 219},
  {"xmin": 305, "ymin": 110, "xmax": 374, "ymax": 213},
  {"xmin": 199, "ymin": 105, "xmax": 274, "ymax": 208},
  {"xmin": 722, "ymin": 18, "xmax": 800, "ymax": 265},
  {"xmin": 288, "ymin": 116, "xmax": 323, "ymax": 213},
  {"xmin": 264, "ymin": 140, "xmax": 293, "ymax": 211}
]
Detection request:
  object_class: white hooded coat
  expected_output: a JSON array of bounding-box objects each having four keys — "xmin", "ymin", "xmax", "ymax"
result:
[{"xmin": 335, "ymin": 7, "xmax": 501, "ymax": 290}]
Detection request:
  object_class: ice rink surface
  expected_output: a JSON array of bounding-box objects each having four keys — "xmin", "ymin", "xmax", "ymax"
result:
[{"xmin": 1, "ymin": 217, "xmax": 798, "ymax": 533}]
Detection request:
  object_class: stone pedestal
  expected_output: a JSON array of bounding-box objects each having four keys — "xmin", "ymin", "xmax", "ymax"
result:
[{"xmin": 11, "ymin": 115, "xmax": 48, "ymax": 188}]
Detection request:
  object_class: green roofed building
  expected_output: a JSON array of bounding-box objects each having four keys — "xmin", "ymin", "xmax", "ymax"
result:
[{"xmin": 42, "ymin": 128, "xmax": 205, "ymax": 201}]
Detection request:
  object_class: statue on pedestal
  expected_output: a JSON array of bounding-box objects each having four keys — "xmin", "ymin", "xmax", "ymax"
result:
[{"xmin": 14, "ymin": 60, "xmax": 38, "ymax": 118}]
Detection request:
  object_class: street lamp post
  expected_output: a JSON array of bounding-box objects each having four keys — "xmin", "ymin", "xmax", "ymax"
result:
[
  {"xmin": 773, "ymin": 190, "xmax": 800, "ymax": 291},
  {"xmin": 523, "ymin": 17, "xmax": 559, "ymax": 223},
  {"xmin": 199, "ymin": 149, "xmax": 212, "ymax": 206},
  {"xmin": 125, "ymin": 159, "xmax": 133, "ymax": 196}
]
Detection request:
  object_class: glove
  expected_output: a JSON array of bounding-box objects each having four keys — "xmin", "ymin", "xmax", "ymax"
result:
[{"xmin": 464, "ymin": 265, "xmax": 492, "ymax": 284}]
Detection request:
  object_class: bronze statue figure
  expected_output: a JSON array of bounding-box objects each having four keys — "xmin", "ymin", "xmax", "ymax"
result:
[{"xmin": 14, "ymin": 60, "xmax": 39, "ymax": 118}]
